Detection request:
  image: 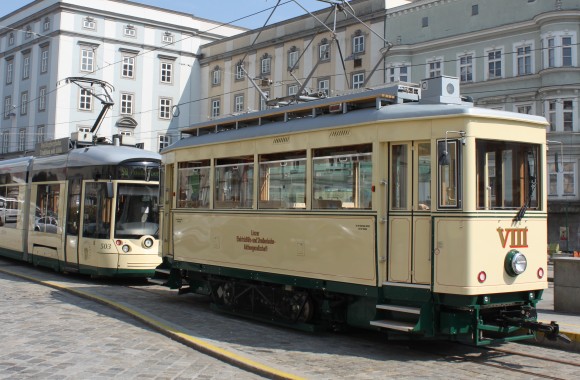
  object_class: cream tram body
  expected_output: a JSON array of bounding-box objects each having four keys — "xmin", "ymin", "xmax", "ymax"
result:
[
  {"xmin": 161, "ymin": 77, "xmax": 550, "ymax": 344},
  {"xmin": 0, "ymin": 144, "xmax": 161, "ymax": 277}
]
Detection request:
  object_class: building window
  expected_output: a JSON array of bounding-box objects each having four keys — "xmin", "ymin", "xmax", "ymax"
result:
[
  {"xmin": 319, "ymin": 40, "xmax": 330, "ymax": 61},
  {"xmin": 486, "ymin": 49, "xmax": 502, "ymax": 80},
  {"xmin": 352, "ymin": 72, "xmax": 364, "ymax": 89},
  {"xmin": 162, "ymin": 32, "xmax": 173, "ymax": 44},
  {"xmin": 18, "ymin": 129, "xmax": 26, "ymax": 151},
  {"xmin": 160, "ymin": 61, "xmax": 173, "ymax": 83},
  {"xmin": 80, "ymin": 48, "xmax": 94, "ymax": 72},
  {"xmin": 549, "ymin": 161, "xmax": 576, "ymax": 197},
  {"xmin": 562, "ymin": 37, "xmax": 572, "ymax": 66},
  {"xmin": 25, "ymin": 26, "xmax": 32, "ymax": 39},
  {"xmin": 159, "ymin": 135, "xmax": 171, "ymax": 151},
  {"xmin": 36, "ymin": 125, "xmax": 45, "ymax": 144},
  {"xmin": 288, "ymin": 49, "xmax": 299, "ymax": 70},
  {"xmin": 353, "ymin": 33, "xmax": 365, "ymax": 54},
  {"xmin": 547, "ymin": 38, "xmax": 556, "ymax": 68},
  {"xmin": 120, "ymin": 93, "xmax": 134, "ymax": 115},
  {"xmin": 20, "ymin": 92, "xmax": 28, "ymax": 115},
  {"xmin": 83, "ymin": 17, "xmax": 95, "ymax": 30},
  {"xmin": 261, "ymin": 55, "xmax": 271, "ymax": 74},
  {"xmin": 38, "ymin": 87, "xmax": 46, "ymax": 112},
  {"xmin": 388, "ymin": 65, "xmax": 409, "ymax": 83},
  {"xmin": 122, "ymin": 56, "xmax": 135, "ymax": 78},
  {"xmin": 79, "ymin": 89, "xmax": 92, "ymax": 110},
  {"xmin": 472, "ymin": 4, "xmax": 478, "ymax": 16},
  {"xmin": 1, "ymin": 131, "xmax": 9, "ymax": 153},
  {"xmin": 212, "ymin": 66, "xmax": 221, "ymax": 85},
  {"xmin": 6, "ymin": 60, "xmax": 13, "ymax": 85},
  {"xmin": 318, "ymin": 78, "xmax": 329, "ymax": 96},
  {"xmin": 288, "ymin": 84, "xmax": 298, "ymax": 96},
  {"xmin": 40, "ymin": 48, "xmax": 49, "ymax": 74},
  {"xmin": 427, "ymin": 58, "xmax": 442, "ymax": 78},
  {"xmin": 43, "ymin": 17, "xmax": 50, "ymax": 31},
  {"xmin": 459, "ymin": 55, "xmax": 473, "ymax": 82},
  {"xmin": 8, "ymin": 33, "xmax": 14, "ymax": 46},
  {"xmin": 124, "ymin": 25, "xmax": 136, "ymax": 37},
  {"xmin": 233, "ymin": 62, "xmax": 244, "ymax": 80},
  {"xmin": 516, "ymin": 45, "xmax": 532, "ymax": 76},
  {"xmin": 515, "ymin": 104, "xmax": 533, "ymax": 114},
  {"xmin": 234, "ymin": 94, "xmax": 244, "ymax": 113},
  {"xmin": 422, "ymin": 17, "xmax": 429, "ymax": 28},
  {"xmin": 211, "ymin": 98, "xmax": 220, "ymax": 118},
  {"xmin": 546, "ymin": 99, "xmax": 577, "ymax": 132},
  {"xmin": 22, "ymin": 54, "xmax": 30, "ymax": 79},
  {"xmin": 4, "ymin": 96, "xmax": 12, "ymax": 119},
  {"xmin": 159, "ymin": 98, "xmax": 172, "ymax": 119}
]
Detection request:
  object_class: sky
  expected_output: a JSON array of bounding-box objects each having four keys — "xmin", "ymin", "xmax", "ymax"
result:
[{"xmin": 0, "ymin": 0, "xmax": 329, "ymax": 29}]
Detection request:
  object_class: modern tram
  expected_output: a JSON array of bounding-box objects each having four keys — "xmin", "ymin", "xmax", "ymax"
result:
[
  {"xmin": 0, "ymin": 133, "xmax": 161, "ymax": 277},
  {"xmin": 157, "ymin": 76, "xmax": 565, "ymax": 345}
]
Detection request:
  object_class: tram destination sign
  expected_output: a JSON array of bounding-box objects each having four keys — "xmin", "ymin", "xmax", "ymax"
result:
[{"xmin": 35, "ymin": 137, "xmax": 72, "ymax": 156}]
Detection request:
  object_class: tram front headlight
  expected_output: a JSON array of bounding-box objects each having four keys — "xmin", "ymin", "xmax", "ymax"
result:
[
  {"xmin": 122, "ymin": 244, "xmax": 130, "ymax": 253},
  {"xmin": 143, "ymin": 237, "xmax": 154, "ymax": 249},
  {"xmin": 505, "ymin": 250, "xmax": 527, "ymax": 276}
]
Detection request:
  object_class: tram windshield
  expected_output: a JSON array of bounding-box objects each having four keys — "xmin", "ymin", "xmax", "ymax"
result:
[
  {"xmin": 476, "ymin": 140, "xmax": 540, "ymax": 210},
  {"xmin": 115, "ymin": 184, "xmax": 159, "ymax": 238}
]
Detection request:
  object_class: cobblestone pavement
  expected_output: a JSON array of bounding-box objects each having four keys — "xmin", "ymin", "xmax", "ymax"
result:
[
  {"xmin": 0, "ymin": 270, "xmax": 261, "ymax": 379},
  {"xmin": 1, "ymin": 258, "xmax": 580, "ymax": 379}
]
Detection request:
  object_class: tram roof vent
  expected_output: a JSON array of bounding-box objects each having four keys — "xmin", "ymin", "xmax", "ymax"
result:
[{"xmin": 419, "ymin": 76, "xmax": 462, "ymax": 105}]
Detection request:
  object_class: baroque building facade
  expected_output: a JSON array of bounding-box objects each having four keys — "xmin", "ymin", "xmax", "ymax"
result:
[
  {"xmin": 198, "ymin": 0, "xmax": 580, "ymax": 250},
  {"xmin": 0, "ymin": 0, "xmax": 244, "ymax": 155}
]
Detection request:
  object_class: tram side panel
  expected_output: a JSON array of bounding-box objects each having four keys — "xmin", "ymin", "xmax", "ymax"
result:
[{"xmin": 172, "ymin": 213, "xmax": 377, "ymax": 287}]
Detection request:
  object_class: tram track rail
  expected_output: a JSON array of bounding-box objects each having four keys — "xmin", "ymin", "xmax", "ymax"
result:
[{"xmin": 403, "ymin": 340, "xmax": 578, "ymax": 380}]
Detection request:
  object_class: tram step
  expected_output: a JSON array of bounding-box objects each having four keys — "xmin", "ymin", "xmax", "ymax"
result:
[
  {"xmin": 370, "ymin": 319, "xmax": 416, "ymax": 332},
  {"xmin": 155, "ymin": 268, "xmax": 171, "ymax": 275},
  {"xmin": 147, "ymin": 278, "xmax": 166, "ymax": 286},
  {"xmin": 376, "ymin": 304, "xmax": 421, "ymax": 315}
]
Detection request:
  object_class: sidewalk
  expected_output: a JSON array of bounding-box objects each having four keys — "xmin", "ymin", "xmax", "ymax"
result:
[{"xmin": 534, "ymin": 264, "xmax": 580, "ymax": 351}]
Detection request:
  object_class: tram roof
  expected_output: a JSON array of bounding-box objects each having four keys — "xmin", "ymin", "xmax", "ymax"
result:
[{"xmin": 166, "ymin": 87, "xmax": 547, "ymax": 153}]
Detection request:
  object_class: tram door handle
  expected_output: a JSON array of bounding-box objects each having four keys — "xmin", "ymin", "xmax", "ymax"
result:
[
  {"xmin": 380, "ymin": 217, "xmax": 387, "ymax": 223},
  {"xmin": 380, "ymin": 179, "xmax": 388, "ymax": 186}
]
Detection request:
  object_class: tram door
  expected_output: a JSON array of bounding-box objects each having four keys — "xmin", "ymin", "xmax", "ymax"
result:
[
  {"xmin": 387, "ymin": 142, "xmax": 432, "ymax": 284},
  {"xmin": 64, "ymin": 177, "xmax": 82, "ymax": 268}
]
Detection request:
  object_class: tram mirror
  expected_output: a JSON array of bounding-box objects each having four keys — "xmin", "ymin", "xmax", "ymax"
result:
[
  {"xmin": 106, "ymin": 182, "xmax": 114, "ymax": 199},
  {"xmin": 439, "ymin": 150, "xmax": 450, "ymax": 166}
]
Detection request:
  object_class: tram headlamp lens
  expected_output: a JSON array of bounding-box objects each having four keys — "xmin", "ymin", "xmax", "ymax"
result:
[
  {"xmin": 143, "ymin": 237, "xmax": 154, "ymax": 248},
  {"xmin": 505, "ymin": 250, "xmax": 527, "ymax": 276},
  {"xmin": 122, "ymin": 244, "xmax": 130, "ymax": 253}
]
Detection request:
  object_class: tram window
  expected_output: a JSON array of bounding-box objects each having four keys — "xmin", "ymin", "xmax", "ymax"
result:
[
  {"xmin": 417, "ymin": 143, "xmax": 431, "ymax": 210},
  {"xmin": 391, "ymin": 145, "xmax": 408, "ymax": 210},
  {"xmin": 438, "ymin": 140, "xmax": 461, "ymax": 208},
  {"xmin": 312, "ymin": 144, "xmax": 372, "ymax": 210},
  {"xmin": 259, "ymin": 151, "xmax": 306, "ymax": 209},
  {"xmin": 178, "ymin": 160, "xmax": 210, "ymax": 209},
  {"xmin": 215, "ymin": 156, "xmax": 254, "ymax": 209},
  {"xmin": 83, "ymin": 182, "xmax": 111, "ymax": 239},
  {"xmin": 35, "ymin": 184, "xmax": 61, "ymax": 233},
  {"xmin": 476, "ymin": 140, "xmax": 539, "ymax": 210},
  {"xmin": 116, "ymin": 184, "xmax": 159, "ymax": 239}
]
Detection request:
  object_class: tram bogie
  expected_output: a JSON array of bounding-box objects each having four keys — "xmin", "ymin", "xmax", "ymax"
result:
[{"xmin": 158, "ymin": 76, "xmax": 566, "ymax": 344}]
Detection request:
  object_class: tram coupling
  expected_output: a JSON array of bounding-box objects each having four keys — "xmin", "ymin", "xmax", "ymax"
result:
[{"xmin": 497, "ymin": 307, "xmax": 571, "ymax": 343}]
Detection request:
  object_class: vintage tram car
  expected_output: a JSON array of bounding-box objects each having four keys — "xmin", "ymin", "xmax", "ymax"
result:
[{"xmin": 158, "ymin": 76, "xmax": 563, "ymax": 344}]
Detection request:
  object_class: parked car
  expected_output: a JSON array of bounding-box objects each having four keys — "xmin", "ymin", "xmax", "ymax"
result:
[{"xmin": 34, "ymin": 216, "xmax": 60, "ymax": 234}]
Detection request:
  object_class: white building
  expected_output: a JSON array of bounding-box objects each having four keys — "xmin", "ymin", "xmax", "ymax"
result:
[{"xmin": 0, "ymin": 0, "xmax": 244, "ymax": 156}]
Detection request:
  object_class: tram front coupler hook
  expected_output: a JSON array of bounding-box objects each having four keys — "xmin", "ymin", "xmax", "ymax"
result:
[{"xmin": 498, "ymin": 309, "xmax": 571, "ymax": 343}]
